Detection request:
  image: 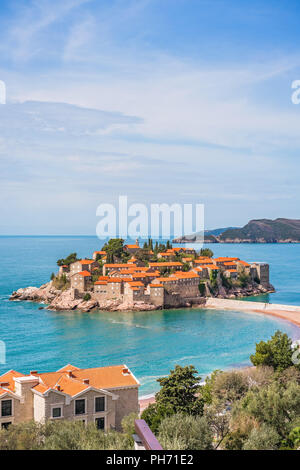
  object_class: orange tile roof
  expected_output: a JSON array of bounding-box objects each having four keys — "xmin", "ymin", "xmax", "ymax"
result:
[
  {"xmin": 0, "ymin": 370, "xmax": 24, "ymax": 392},
  {"xmin": 0, "ymin": 365, "xmax": 140, "ymax": 398},
  {"xmin": 93, "ymin": 251, "xmax": 106, "ymax": 255},
  {"xmin": 125, "ymin": 245, "xmax": 140, "ymax": 249},
  {"xmin": 236, "ymin": 260, "xmax": 250, "ymax": 267},
  {"xmin": 145, "ymin": 271, "xmax": 160, "ymax": 277},
  {"xmin": 155, "ymin": 277, "xmax": 177, "ymax": 283},
  {"xmin": 104, "ymin": 264, "xmax": 134, "ymax": 268},
  {"xmin": 33, "ymin": 383, "xmax": 49, "ymax": 394},
  {"xmin": 57, "ymin": 364, "xmax": 80, "ymax": 372},
  {"xmin": 36, "ymin": 365, "xmax": 139, "ymax": 393},
  {"xmin": 150, "ymin": 283, "xmax": 164, "ymax": 288},
  {"xmin": 214, "ymin": 257, "xmax": 240, "ymax": 262},
  {"xmin": 194, "ymin": 259, "xmax": 213, "ymax": 264},
  {"xmin": 78, "ymin": 270, "xmax": 92, "ymax": 277},
  {"xmin": 226, "ymin": 269, "xmax": 238, "ymax": 273},
  {"xmin": 98, "ymin": 276, "xmax": 109, "ymax": 281},
  {"xmin": 149, "ymin": 262, "xmax": 183, "ymax": 267},
  {"xmin": 94, "ymin": 281, "xmax": 107, "ymax": 285},
  {"xmin": 158, "ymin": 252, "xmax": 173, "ymax": 257},
  {"xmin": 173, "ymin": 272, "xmax": 199, "ymax": 279},
  {"xmin": 126, "ymin": 281, "xmax": 144, "ymax": 287},
  {"xmin": 80, "ymin": 259, "xmax": 94, "ymax": 264},
  {"xmin": 107, "ymin": 278, "xmax": 123, "ymax": 283}
]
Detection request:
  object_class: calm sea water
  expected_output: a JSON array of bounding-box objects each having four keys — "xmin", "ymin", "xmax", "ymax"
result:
[{"xmin": 0, "ymin": 237, "xmax": 299, "ymax": 395}]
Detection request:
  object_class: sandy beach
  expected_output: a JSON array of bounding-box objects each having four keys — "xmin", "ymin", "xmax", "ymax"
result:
[
  {"xmin": 139, "ymin": 395, "xmax": 156, "ymax": 413},
  {"xmin": 253, "ymin": 308, "xmax": 300, "ymax": 331}
]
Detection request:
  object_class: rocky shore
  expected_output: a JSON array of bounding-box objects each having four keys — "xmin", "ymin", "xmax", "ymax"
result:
[
  {"xmin": 9, "ymin": 282, "xmax": 157, "ymax": 312},
  {"xmin": 9, "ymin": 280, "xmax": 274, "ymax": 313}
]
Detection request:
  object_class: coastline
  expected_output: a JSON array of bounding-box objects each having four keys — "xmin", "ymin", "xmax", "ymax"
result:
[{"xmin": 205, "ymin": 298, "xmax": 300, "ymax": 339}]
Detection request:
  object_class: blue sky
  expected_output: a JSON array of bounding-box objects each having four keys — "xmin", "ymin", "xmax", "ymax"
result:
[{"xmin": 0, "ymin": 0, "xmax": 300, "ymax": 234}]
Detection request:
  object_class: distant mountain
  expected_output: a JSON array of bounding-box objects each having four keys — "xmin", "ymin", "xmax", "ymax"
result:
[
  {"xmin": 219, "ymin": 218, "xmax": 300, "ymax": 243},
  {"xmin": 205, "ymin": 227, "xmax": 238, "ymax": 237},
  {"xmin": 173, "ymin": 227, "xmax": 237, "ymax": 243},
  {"xmin": 173, "ymin": 219, "xmax": 300, "ymax": 243}
]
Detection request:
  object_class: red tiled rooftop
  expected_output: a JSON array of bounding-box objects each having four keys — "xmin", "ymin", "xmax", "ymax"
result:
[
  {"xmin": 149, "ymin": 262, "xmax": 183, "ymax": 267},
  {"xmin": 78, "ymin": 270, "xmax": 92, "ymax": 277}
]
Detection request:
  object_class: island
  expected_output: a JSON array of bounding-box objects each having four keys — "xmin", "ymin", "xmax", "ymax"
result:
[
  {"xmin": 173, "ymin": 218, "xmax": 300, "ymax": 243},
  {"xmin": 10, "ymin": 239, "xmax": 274, "ymax": 312}
]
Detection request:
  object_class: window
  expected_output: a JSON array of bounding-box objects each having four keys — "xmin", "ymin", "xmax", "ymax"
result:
[
  {"xmin": 75, "ymin": 399, "xmax": 86, "ymax": 415},
  {"xmin": 1, "ymin": 400, "xmax": 12, "ymax": 417},
  {"xmin": 52, "ymin": 407, "xmax": 62, "ymax": 418},
  {"xmin": 1, "ymin": 422, "xmax": 11, "ymax": 430},
  {"xmin": 95, "ymin": 396, "xmax": 105, "ymax": 413},
  {"xmin": 95, "ymin": 417, "xmax": 105, "ymax": 431}
]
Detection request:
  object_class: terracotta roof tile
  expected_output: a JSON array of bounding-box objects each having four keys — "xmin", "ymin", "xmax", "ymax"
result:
[{"xmin": 78, "ymin": 270, "xmax": 92, "ymax": 277}]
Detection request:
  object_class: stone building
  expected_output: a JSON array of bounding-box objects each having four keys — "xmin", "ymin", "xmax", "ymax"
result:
[
  {"xmin": 0, "ymin": 364, "xmax": 139, "ymax": 431},
  {"xmin": 124, "ymin": 239, "xmax": 140, "ymax": 254},
  {"xmin": 250, "ymin": 262, "xmax": 270, "ymax": 286},
  {"xmin": 92, "ymin": 251, "xmax": 106, "ymax": 261},
  {"xmin": 148, "ymin": 262, "xmax": 183, "ymax": 272},
  {"xmin": 58, "ymin": 265, "xmax": 70, "ymax": 277},
  {"xmin": 70, "ymin": 260, "xmax": 98, "ymax": 276},
  {"xmin": 71, "ymin": 271, "xmax": 92, "ymax": 292}
]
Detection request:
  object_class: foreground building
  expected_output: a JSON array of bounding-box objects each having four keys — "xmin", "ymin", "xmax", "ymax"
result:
[{"xmin": 0, "ymin": 364, "xmax": 140, "ymax": 431}]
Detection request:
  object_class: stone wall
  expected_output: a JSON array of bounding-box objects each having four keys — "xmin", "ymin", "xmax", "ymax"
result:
[{"xmin": 109, "ymin": 387, "xmax": 139, "ymax": 431}]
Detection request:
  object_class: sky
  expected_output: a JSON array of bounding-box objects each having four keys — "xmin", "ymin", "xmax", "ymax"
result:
[{"xmin": 0, "ymin": 0, "xmax": 300, "ymax": 235}]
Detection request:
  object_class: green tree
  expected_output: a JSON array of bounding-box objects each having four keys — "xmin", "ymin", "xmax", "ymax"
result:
[
  {"xmin": 212, "ymin": 370, "xmax": 249, "ymax": 405},
  {"xmin": 121, "ymin": 412, "xmax": 138, "ymax": 437},
  {"xmin": 141, "ymin": 365, "xmax": 204, "ymax": 433},
  {"xmin": 83, "ymin": 293, "xmax": 91, "ymax": 301},
  {"xmin": 200, "ymin": 248, "xmax": 213, "ymax": 258},
  {"xmin": 182, "ymin": 262, "xmax": 190, "ymax": 272},
  {"xmin": 57, "ymin": 252, "xmax": 78, "ymax": 266},
  {"xmin": 204, "ymin": 401, "xmax": 231, "ymax": 449},
  {"xmin": 102, "ymin": 239, "xmax": 125, "ymax": 261},
  {"xmin": 200, "ymin": 370, "xmax": 221, "ymax": 405},
  {"xmin": 198, "ymin": 282, "xmax": 206, "ymax": 296},
  {"xmin": 289, "ymin": 426, "xmax": 300, "ymax": 449},
  {"xmin": 0, "ymin": 420, "xmax": 134, "ymax": 450},
  {"xmin": 238, "ymin": 268, "xmax": 250, "ymax": 288},
  {"xmin": 158, "ymin": 413, "xmax": 213, "ymax": 450},
  {"xmin": 155, "ymin": 365, "xmax": 203, "ymax": 416},
  {"xmin": 243, "ymin": 424, "xmax": 281, "ymax": 450},
  {"xmin": 166, "ymin": 240, "xmax": 172, "ymax": 250},
  {"xmin": 223, "ymin": 429, "xmax": 248, "ymax": 450},
  {"xmin": 250, "ymin": 330, "xmax": 296, "ymax": 371},
  {"xmin": 236, "ymin": 380, "xmax": 300, "ymax": 438}
]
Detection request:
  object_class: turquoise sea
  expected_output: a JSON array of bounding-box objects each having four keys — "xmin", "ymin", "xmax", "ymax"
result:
[{"xmin": 0, "ymin": 237, "xmax": 299, "ymax": 395}]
